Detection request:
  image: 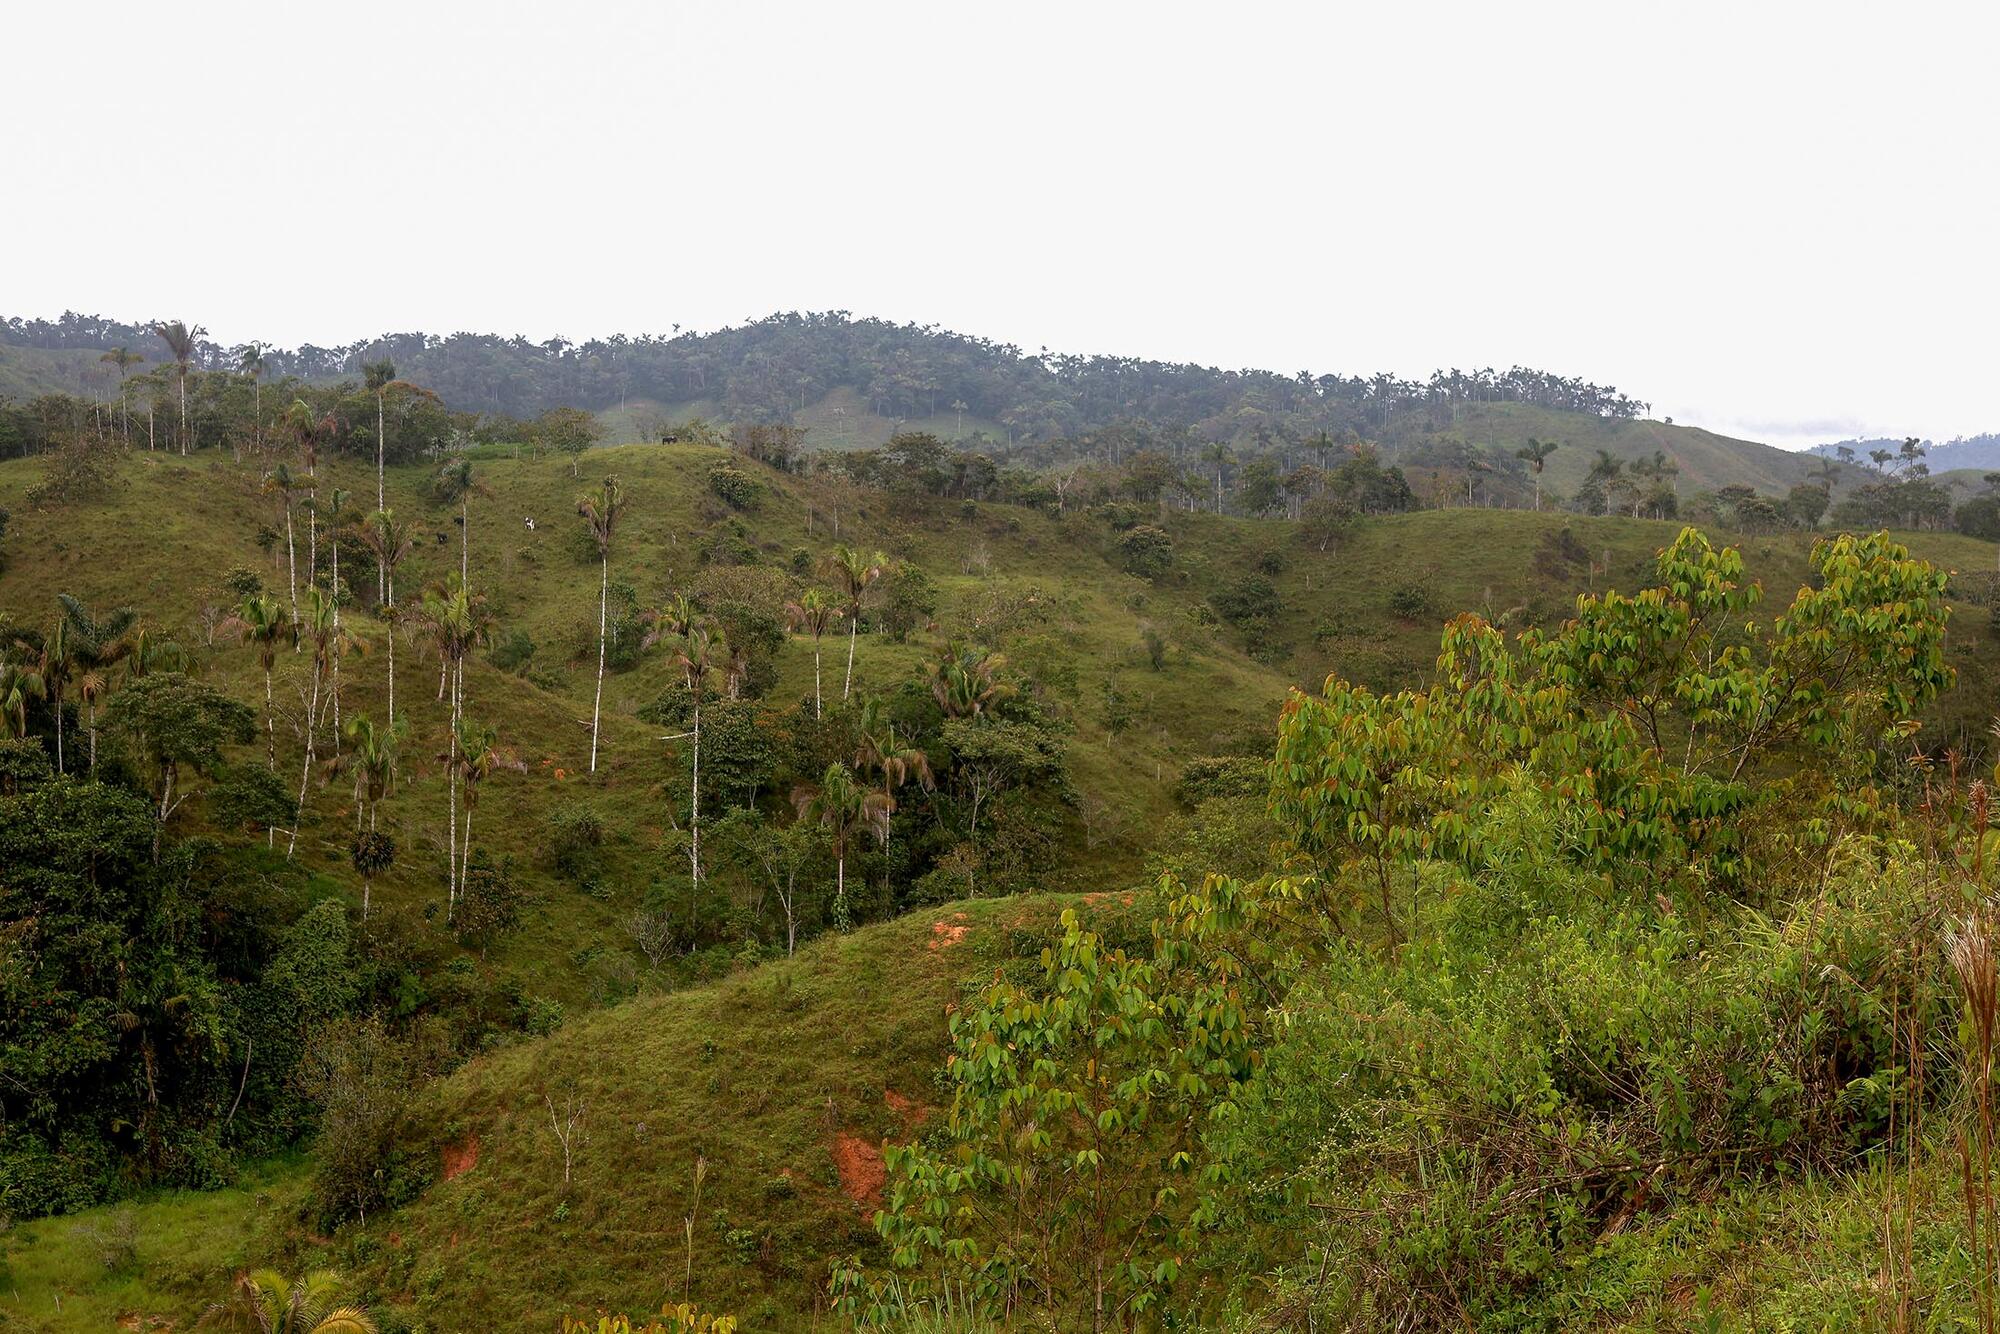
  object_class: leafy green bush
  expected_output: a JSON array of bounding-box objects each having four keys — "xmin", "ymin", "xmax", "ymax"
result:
[
  {"xmin": 490, "ymin": 626, "xmax": 536, "ymax": 674},
  {"xmin": 707, "ymin": 464, "xmax": 762, "ymax": 510},
  {"xmin": 547, "ymin": 802, "xmax": 606, "ymax": 883},
  {"xmin": 1211, "ymin": 574, "xmax": 1279, "ymax": 627},
  {"xmin": 1119, "ymin": 524, "xmax": 1174, "ymax": 578},
  {"xmin": 1386, "ymin": 581, "xmax": 1433, "ymax": 619},
  {"xmin": 1173, "ymin": 755, "xmax": 1264, "ymax": 805}
]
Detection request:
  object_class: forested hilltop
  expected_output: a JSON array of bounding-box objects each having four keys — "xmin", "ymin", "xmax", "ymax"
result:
[
  {"xmin": 10, "ymin": 327, "xmax": 2000, "ymax": 1330},
  {"xmin": 2, "ymin": 309, "xmax": 1648, "ymax": 438}
]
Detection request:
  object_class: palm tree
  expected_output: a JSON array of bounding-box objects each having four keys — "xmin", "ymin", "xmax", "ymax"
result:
[
  {"xmin": 363, "ymin": 359, "xmax": 397, "ymax": 514},
  {"xmin": 322, "ymin": 488, "xmax": 353, "ymax": 732},
  {"xmin": 202, "ymin": 1268, "xmax": 376, "ymax": 1333},
  {"xmin": 672, "ymin": 628, "xmax": 715, "ymax": 890},
  {"xmin": 824, "ymin": 545, "xmax": 887, "ymax": 702},
  {"xmin": 0, "ymin": 650, "xmax": 45, "ymax": 739},
  {"xmin": 1201, "ymin": 441, "xmax": 1233, "ymax": 512},
  {"xmin": 330, "ymin": 714, "xmax": 400, "ymax": 919},
  {"xmin": 419, "ymin": 575, "xmax": 490, "ymax": 907},
  {"xmin": 26, "ymin": 618, "xmax": 73, "ymax": 774},
  {"xmin": 793, "ymin": 762, "xmax": 889, "ymax": 931},
  {"xmin": 100, "ymin": 347, "xmax": 143, "ymax": 445},
  {"xmin": 432, "ymin": 456, "xmax": 490, "ymax": 587},
  {"xmin": 151, "ymin": 320, "xmax": 205, "ymax": 455},
  {"xmin": 263, "ymin": 463, "xmax": 306, "ymax": 627},
  {"xmin": 927, "ymin": 642, "xmax": 1014, "ymax": 718},
  {"xmin": 288, "ymin": 587, "xmax": 362, "ymax": 859},
  {"xmin": 441, "ymin": 716, "xmax": 522, "ymax": 921},
  {"xmin": 356, "ymin": 510, "xmax": 415, "ymax": 724},
  {"xmin": 280, "ymin": 400, "xmax": 337, "ymax": 588},
  {"xmin": 784, "ymin": 588, "xmax": 836, "ymax": 719},
  {"xmin": 238, "ymin": 343, "xmax": 268, "ymax": 451},
  {"xmin": 57, "ymin": 594, "xmax": 138, "ymax": 772},
  {"xmin": 854, "ymin": 697, "xmax": 932, "ymax": 889},
  {"xmin": 1515, "ymin": 437, "xmax": 1558, "ymax": 511},
  {"xmin": 222, "ymin": 593, "xmax": 292, "ymax": 771},
  {"xmin": 575, "ymin": 475, "xmax": 625, "ymax": 773},
  {"xmin": 127, "ymin": 627, "xmax": 188, "ymax": 680}
]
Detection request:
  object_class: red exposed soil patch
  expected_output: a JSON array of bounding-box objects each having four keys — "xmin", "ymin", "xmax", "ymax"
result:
[
  {"xmin": 928, "ymin": 915, "xmax": 970, "ymax": 950},
  {"xmin": 884, "ymin": 1088, "xmax": 934, "ymax": 1128},
  {"xmin": 831, "ymin": 1132, "xmax": 886, "ymax": 1208},
  {"xmin": 441, "ymin": 1134, "xmax": 480, "ymax": 1181}
]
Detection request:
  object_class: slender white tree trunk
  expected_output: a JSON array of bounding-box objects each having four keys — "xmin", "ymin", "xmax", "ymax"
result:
[
  {"xmin": 307, "ymin": 489, "xmax": 318, "ymax": 588},
  {"xmin": 446, "ymin": 667, "xmax": 459, "ymax": 918},
  {"xmin": 284, "ymin": 506, "xmax": 298, "ymax": 627},
  {"xmin": 813, "ymin": 641, "xmax": 822, "ymax": 719},
  {"xmin": 288, "ymin": 660, "xmax": 323, "ymax": 858},
  {"xmin": 178, "ymin": 368, "xmax": 188, "ymax": 456},
  {"xmin": 843, "ymin": 616, "xmax": 857, "ymax": 700},
  {"xmin": 331, "ymin": 541, "xmax": 342, "ymax": 734},
  {"xmin": 589, "ymin": 553, "xmax": 608, "ymax": 772},
  {"xmin": 386, "ymin": 573, "xmax": 397, "ymax": 724},
  {"xmin": 689, "ymin": 695, "xmax": 701, "ymax": 889},
  {"xmin": 375, "ymin": 392, "xmax": 387, "ymax": 602}
]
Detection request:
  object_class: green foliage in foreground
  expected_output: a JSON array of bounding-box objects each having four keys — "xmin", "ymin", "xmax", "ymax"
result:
[{"xmin": 855, "ymin": 529, "xmax": 1982, "ymax": 1329}]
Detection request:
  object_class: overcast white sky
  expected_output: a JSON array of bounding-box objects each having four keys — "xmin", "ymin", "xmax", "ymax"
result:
[{"xmin": 7, "ymin": 2, "xmax": 1996, "ymax": 448}]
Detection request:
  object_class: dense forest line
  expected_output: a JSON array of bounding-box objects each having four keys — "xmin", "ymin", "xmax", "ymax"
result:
[{"xmin": 2, "ymin": 310, "xmax": 1649, "ymax": 440}]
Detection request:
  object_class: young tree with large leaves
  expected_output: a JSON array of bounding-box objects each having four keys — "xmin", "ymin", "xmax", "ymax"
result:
[
  {"xmin": 204, "ymin": 1268, "xmax": 378, "ymax": 1334},
  {"xmin": 576, "ymin": 474, "xmax": 625, "ymax": 773}
]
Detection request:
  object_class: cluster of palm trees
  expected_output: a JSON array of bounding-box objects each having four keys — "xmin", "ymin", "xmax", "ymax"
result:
[
  {"xmin": 224, "ymin": 429, "xmax": 515, "ymax": 925},
  {"xmin": 561, "ymin": 493, "xmax": 922, "ymax": 931},
  {"xmin": 1, "ymin": 594, "xmax": 173, "ymax": 772}
]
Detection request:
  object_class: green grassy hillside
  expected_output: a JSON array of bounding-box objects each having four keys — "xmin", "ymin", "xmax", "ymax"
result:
[
  {"xmin": 6, "ymin": 443, "xmax": 2000, "ymax": 1330},
  {"xmin": 1384, "ymin": 401, "xmax": 1826, "ymax": 496},
  {"xmin": 0, "ymin": 898, "xmax": 1149, "ymax": 1331},
  {"xmin": 0, "ymin": 444, "xmax": 1292, "ymax": 1006}
]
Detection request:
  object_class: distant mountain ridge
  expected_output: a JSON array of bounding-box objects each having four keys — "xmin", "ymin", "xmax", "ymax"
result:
[
  {"xmin": 1, "ymin": 309, "xmax": 1648, "ymax": 442},
  {"xmin": 1811, "ymin": 434, "xmax": 2000, "ymax": 475},
  {"xmin": 1, "ymin": 308, "xmax": 1839, "ymax": 504}
]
